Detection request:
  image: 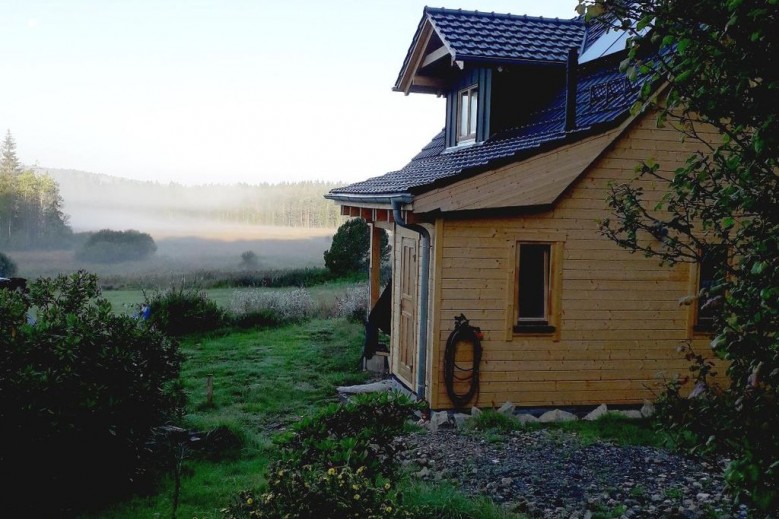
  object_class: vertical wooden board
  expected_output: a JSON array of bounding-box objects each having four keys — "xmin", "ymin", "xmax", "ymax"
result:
[{"xmin": 429, "ymin": 218, "xmax": 445, "ymax": 409}]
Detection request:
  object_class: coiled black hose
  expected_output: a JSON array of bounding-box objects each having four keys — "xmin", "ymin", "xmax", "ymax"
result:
[{"xmin": 443, "ymin": 314, "xmax": 482, "ymax": 408}]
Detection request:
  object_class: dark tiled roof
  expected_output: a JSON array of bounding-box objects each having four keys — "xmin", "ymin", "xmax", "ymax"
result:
[
  {"xmin": 331, "ymin": 57, "xmax": 649, "ymax": 197},
  {"xmin": 395, "ymin": 8, "xmax": 587, "ymax": 91},
  {"xmin": 428, "ymin": 8, "xmax": 586, "ymax": 63}
]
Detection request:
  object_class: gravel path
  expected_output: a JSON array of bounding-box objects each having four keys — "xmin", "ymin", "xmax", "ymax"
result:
[{"xmin": 395, "ymin": 428, "xmax": 740, "ymax": 518}]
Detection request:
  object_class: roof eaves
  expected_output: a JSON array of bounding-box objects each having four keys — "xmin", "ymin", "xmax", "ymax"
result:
[
  {"xmin": 455, "ymin": 55, "xmax": 568, "ymax": 67},
  {"xmin": 324, "ymin": 192, "xmax": 413, "ymax": 205}
]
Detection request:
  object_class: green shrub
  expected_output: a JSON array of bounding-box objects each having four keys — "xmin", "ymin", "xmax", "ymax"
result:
[
  {"xmin": 225, "ymin": 392, "xmax": 421, "ymax": 519},
  {"xmin": 324, "ymin": 219, "xmax": 389, "ymax": 277},
  {"xmin": 76, "ymin": 228, "xmax": 157, "ymax": 263},
  {"xmin": 0, "ymin": 251, "xmax": 17, "ymax": 276},
  {"xmin": 0, "ymin": 271, "xmax": 184, "ymax": 516},
  {"xmin": 654, "ymin": 343, "xmax": 779, "ymax": 512},
  {"xmin": 145, "ymin": 285, "xmax": 226, "ymax": 336},
  {"xmin": 276, "ymin": 391, "xmax": 422, "ymax": 478},
  {"xmin": 223, "ymin": 465, "xmax": 407, "ymax": 519}
]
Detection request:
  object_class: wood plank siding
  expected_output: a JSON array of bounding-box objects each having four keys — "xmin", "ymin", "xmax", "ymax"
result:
[{"xmin": 426, "ymin": 111, "xmax": 720, "ymax": 409}]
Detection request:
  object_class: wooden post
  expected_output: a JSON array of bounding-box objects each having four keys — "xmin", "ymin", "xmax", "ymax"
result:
[{"xmin": 369, "ymin": 223, "xmax": 382, "ymax": 311}]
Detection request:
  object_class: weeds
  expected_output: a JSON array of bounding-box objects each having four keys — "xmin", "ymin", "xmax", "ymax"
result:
[
  {"xmin": 229, "ymin": 287, "xmax": 314, "ymax": 323},
  {"xmin": 465, "ymin": 410, "xmax": 519, "ymax": 438}
]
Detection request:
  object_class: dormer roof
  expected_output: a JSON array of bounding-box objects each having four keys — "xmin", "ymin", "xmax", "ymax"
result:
[
  {"xmin": 395, "ymin": 7, "xmax": 587, "ymax": 94},
  {"xmin": 329, "ymin": 55, "xmax": 653, "ymax": 203}
]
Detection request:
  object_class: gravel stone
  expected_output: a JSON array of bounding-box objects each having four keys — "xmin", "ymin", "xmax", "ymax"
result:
[{"xmin": 395, "ymin": 428, "xmax": 735, "ymax": 518}]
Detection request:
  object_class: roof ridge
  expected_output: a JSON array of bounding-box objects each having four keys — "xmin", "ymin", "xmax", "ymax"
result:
[{"xmin": 423, "ymin": 6, "xmax": 582, "ymax": 25}]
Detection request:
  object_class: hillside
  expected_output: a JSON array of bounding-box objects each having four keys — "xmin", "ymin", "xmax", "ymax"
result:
[{"xmin": 38, "ymin": 168, "xmax": 346, "ymax": 235}]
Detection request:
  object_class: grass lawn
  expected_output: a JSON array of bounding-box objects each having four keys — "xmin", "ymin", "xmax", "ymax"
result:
[{"xmin": 80, "ymin": 318, "xmax": 369, "ymax": 519}]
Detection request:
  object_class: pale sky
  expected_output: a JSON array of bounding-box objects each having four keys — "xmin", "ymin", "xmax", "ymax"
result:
[{"xmin": 1, "ymin": 1, "xmax": 579, "ymax": 186}]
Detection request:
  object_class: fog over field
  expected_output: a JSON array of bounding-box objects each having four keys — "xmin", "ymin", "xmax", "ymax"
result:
[
  {"xmin": 8, "ymin": 168, "xmax": 343, "ymax": 281},
  {"xmin": 42, "ymin": 167, "xmax": 345, "ymax": 236}
]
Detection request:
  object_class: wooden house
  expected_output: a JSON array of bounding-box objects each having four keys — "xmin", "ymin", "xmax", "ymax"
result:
[{"xmin": 326, "ymin": 8, "xmax": 719, "ymax": 410}]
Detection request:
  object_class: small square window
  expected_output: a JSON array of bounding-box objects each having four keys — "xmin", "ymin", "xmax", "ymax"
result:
[
  {"xmin": 457, "ymin": 85, "xmax": 478, "ymax": 142},
  {"xmin": 514, "ymin": 242, "xmax": 557, "ymax": 334}
]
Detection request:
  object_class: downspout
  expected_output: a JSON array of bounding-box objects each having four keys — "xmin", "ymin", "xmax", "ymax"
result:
[{"xmin": 391, "ymin": 198, "xmax": 430, "ymax": 401}]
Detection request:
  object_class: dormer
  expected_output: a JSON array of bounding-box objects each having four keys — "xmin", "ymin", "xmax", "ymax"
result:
[{"xmin": 393, "ymin": 8, "xmax": 587, "ymax": 149}]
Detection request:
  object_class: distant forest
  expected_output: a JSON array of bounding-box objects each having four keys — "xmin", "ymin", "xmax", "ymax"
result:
[
  {"xmin": 0, "ymin": 131, "xmax": 71, "ymax": 249},
  {"xmin": 41, "ymin": 168, "xmax": 346, "ymax": 229}
]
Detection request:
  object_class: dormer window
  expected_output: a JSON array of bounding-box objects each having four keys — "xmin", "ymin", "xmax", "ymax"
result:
[{"xmin": 457, "ymin": 85, "xmax": 478, "ymax": 143}]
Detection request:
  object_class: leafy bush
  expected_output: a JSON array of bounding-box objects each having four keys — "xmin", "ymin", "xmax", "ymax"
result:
[
  {"xmin": 223, "ymin": 466, "xmax": 406, "ymax": 519},
  {"xmin": 0, "ymin": 251, "xmax": 17, "ymax": 276},
  {"xmin": 145, "ymin": 285, "xmax": 227, "ymax": 336},
  {"xmin": 654, "ymin": 343, "xmax": 779, "ymax": 511},
  {"xmin": 225, "ymin": 392, "xmax": 421, "ymax": 519},
  {"xmin": 324, "ymin": 219, "xmax": 389, "ymax": 277},
  {"xmin": 230, "ymin": 287, "xmax": 314, "ymax": 323},
  {"xmin": 276, "ymin": 391, "xmax": 421, "ymax": 478},
  {"xmin": 76, "ymin": 228, "xmax": 157, "ymax": 263},
  {"xmin": 0, "ymin": 271, "xmax": 184, "ymax": 516}
]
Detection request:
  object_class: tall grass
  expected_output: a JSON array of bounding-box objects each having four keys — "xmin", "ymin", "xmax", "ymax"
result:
[{"xmin": 229, "ymin": 282, "xmax": 368, "ymax": 323}]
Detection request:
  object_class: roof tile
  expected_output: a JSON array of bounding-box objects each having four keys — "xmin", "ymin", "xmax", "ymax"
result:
[{"xmin": 331, "ymin": 58, "xmax": 650, "ymax": 197}]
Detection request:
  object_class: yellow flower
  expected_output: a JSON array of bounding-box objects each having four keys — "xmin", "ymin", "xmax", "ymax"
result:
[
  {"xmin": 246, "ymin": 498, "xmax": 254, "ymax": 505},
  {"xmin": 352, "ymin": 484, "xmax": 360, "ymax": 490},
  {"xmin": 356, "ymin": 466, "xmax": 366, "ymax": 474},
  {"xmin": 384, "ymin": 506, "xmax": 393, "ymax": 513},
  {"xmin": 327, "ymin": 467, "xmax": 336, "ymax": 476},
  {"xmin": 384, "ymin": 483, "xmax": 391, "ymax": 490},
  {"xmin": 353, "ymin": 494, "xmax": 361, "ymax": 500}
]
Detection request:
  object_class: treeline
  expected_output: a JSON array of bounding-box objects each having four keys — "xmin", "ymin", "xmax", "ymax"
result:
[
  {"xmin": 0, "ymin": 131, "xmax": 71, "ymax": 249},
  {"xmin": 44, "ymin": 168, "xmax": 346, "ymax": 229}
]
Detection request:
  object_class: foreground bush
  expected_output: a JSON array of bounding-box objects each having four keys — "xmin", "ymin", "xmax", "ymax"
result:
[
  {"xmin": 276, "ymin": 391, "xmax": 421, "ymax": 478},
  {"xmin": 224, "ymin": 466, "xmax": 406, "ymax": 519},
  {"xmin": 76, "ymin": 228, "xmax": 157, "ymax": 263},
  {"xmin": 655, "ymin": 344, "xmax": 779, "ymax": 512},
  {"xmin": 224, "ymin": 392, "xmax": 421, "ymax": 519},
  {"xmin": 145, "ymin": 285, "xmax": 227, "ymax": 336},
  {"xmin": 0, "ymin": 272, "xmax": 184, "ymax": 516}
]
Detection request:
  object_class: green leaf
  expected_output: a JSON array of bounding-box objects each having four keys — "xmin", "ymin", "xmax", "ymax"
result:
[
  {"xmin": 751, "ymin": 261, "xmax": 767, "ymax": 275},
  {"xmin": 677, "ymin": 38, "xmax": 692, "ymax": 53},
  {"xmin": 753, "ymin": 135, "xmax": 765, "ymax": 154},
  {"xmin": 675, "ymin": 69, "xmax": 693, "ymax": 83}
]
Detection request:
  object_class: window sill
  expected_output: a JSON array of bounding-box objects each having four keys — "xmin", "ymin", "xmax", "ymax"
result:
[
  {"xmin": 443, "ymin": 139, "xmax": 479, "ymax": 153},
  {"xmin": 693, "ymin": 323, "xmax": 714, "ymax": 334},
  {"xmin": 514, "ymin": 323, "xmax": 556, "ymax": 335}
]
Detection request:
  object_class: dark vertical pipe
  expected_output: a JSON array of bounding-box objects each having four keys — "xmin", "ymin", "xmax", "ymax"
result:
[{"xmin": 565, "ymin": 47, "xmax": 579, "ymax": 132}]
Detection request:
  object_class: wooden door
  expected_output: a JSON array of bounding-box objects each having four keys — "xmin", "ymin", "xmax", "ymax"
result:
[{"xmin": 397, "ymin": 235, "xmax": 418, "ymax": 385}]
